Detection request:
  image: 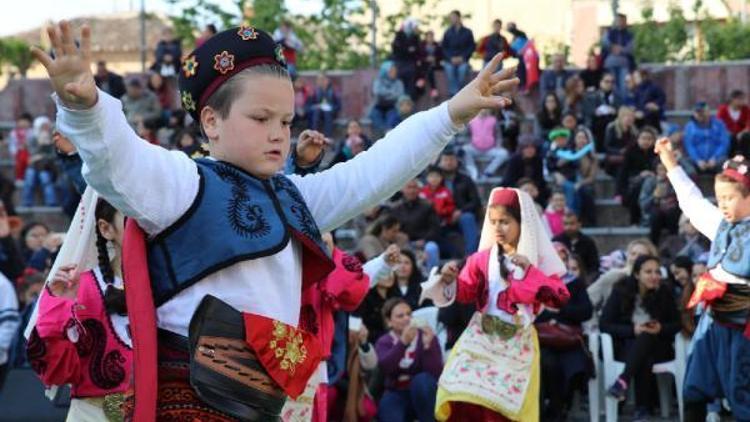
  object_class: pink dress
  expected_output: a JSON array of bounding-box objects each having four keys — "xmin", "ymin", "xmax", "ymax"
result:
[{"xmin": 28, "ymin": 268, "xmax": 133, "ymax": 399}]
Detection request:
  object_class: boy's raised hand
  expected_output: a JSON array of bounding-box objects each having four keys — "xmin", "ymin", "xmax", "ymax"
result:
[
  {"xmin": 31, "ymin": 21, "xmax": 97, "ymax": 109},
  {"xmin": 447, "ymin": 53, "xmax": 520, "ymax": 126},
  {"xmin": 654, "ymin": 137, "xmax": 679, "ymax": 171}
]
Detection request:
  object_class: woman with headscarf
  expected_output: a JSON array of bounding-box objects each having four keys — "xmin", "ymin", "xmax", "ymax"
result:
[
  {"xmin": 391, "ymin": 17, "xmax": 423, "ymax": 101},
  {"xmin": 369, "ymin": 61, "xmax": 405, "ymax": 135},
  {"xmin": 422, "ymin": 188, "xmax": 570, "ymax": 421}
]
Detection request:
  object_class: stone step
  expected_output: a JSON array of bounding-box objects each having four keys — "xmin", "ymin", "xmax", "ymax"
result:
[
  {"xmin": 595, "ymin": 198, "xmax": 631, "ymax": 226},
  {"xmin": 15, "ymin": 206, "xmax": 70, "ymax": 232},
  {"xmin": 582, "ymin": 226, "xmax": 650, "ymax": 255}
]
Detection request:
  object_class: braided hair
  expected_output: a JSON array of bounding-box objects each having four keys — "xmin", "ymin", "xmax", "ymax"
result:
[{"xmin": 95, "ymin": 198, "xmax": 126, "ymax": 316}]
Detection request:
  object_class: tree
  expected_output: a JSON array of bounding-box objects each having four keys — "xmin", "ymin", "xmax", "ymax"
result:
[
  {"xmin": 165, "ymin": 0, "xmax": 248, "ymax": 47},
  {"xmin": 700, "ymin": 17, "xmax": 750, "ymax": 61},
  {"xmin": 631, "ymin": 3, "xmax": 689, "ymax": 63},
  {"xmin": 0, "ymin": 38, "xmax": 33, "ymax": 77}
]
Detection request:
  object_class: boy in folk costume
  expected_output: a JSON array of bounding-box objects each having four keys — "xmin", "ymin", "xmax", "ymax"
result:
[
  {"xmin": 34, "ymin": 21, "xmax": 518, "ymax": 421},
  {"xmin": 422, "ymin": 188, "xmax": 570, "ymax": 421},
  {"xmin": 655, "ymin": 138, "xmax": 750, "ymax": 422}
]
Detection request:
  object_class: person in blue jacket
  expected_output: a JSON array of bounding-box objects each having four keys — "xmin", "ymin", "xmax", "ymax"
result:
[
  {"xmin": 684, "ymin": 102, "xmax": 731, "ymax": 173},
  {"xmin": 441, "ymin": 10, "xmax": 475, "ymax": 96}
]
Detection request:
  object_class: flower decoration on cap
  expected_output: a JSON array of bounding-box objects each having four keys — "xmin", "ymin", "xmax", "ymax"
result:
[
  {"xmin": 721, "ymin": 154, "xmax": 750, "ymax": 189},
  {"xmin": 213, "ymin": 50, "xmax": 236, "ymax": 74},
  {"xmin": 274, "ymin": 44, "xmax": 286, "ymax": 65},
  {"xmin": 181, "ymin": 91, "xmax": 196, "ymax": 112},
  {"xmin": 237, "ymin": 25, "xmax": 258, "ymax": 41},
  {"xmin": 182, "ymin": 55, "xmax": 198, "ymax": 78}
]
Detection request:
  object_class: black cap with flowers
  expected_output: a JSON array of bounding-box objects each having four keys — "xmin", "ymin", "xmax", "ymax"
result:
[{"xmin": 177, "ymin": 26, "xmax": 287, "ymax": 121}]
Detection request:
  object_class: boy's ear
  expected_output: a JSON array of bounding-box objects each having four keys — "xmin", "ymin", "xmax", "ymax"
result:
[{"xmin": 200, "ymin": 107, "xmax": 220, "ymax": 142}]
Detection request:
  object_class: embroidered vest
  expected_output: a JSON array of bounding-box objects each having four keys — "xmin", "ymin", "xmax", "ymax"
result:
[
  {"xmin": 147, "ymin": 159, "xmax": 334, "ymax": 306},
  {"xmin": 707, "ymin": 219, "xmax": 750, "ymax": 279}
]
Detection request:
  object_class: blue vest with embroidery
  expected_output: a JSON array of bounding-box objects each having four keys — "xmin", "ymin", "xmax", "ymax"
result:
[
  {"xmin": 707, "ymin": 219, "xmax": 750, "ymax": 279},
  {"xmin": 147, "ymin": 159, "xmax": 333, "ymax": 306}
]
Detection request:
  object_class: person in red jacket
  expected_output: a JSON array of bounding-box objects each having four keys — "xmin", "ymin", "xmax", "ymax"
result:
[
  {"xmin": 717, "ymin": 90, "xmax": 750, "ymax": 152},
  {"xmin": 420, "ymin": 166, "xmax": 456, "ymax": 225}
]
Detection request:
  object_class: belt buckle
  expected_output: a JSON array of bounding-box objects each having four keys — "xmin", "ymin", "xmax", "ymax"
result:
[{"xmin": 481, "ymin": 314, "xmax": 518, "ymax": 340}]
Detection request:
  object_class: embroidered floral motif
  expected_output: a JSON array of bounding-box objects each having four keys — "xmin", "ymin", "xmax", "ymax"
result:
[
  {"xmin": 76, "ymin": 319, "xmax": 128, "ymax": 390},
  {"xmin": 213, "ymin": 164, "xmax": 271, "ymax": 238},
  {"xmin": 213, "ymin": 50, "xmax": 236, "ymax": 75},
  {"xmin": 274, "ymin": 176, "xmax": 321, "ymax": 239},
  {"xmin": 298, "ymin": 305, "xmax": 319, "ymax": 335},
  {"xmin": 181, "ymin": 91, "xmax": 197, "ymax": 112},
  {"xmin": 237, "ymin": 26, "xmax": 258, "ymax": 41},
  {"xmin": 269, "ymin": 320, "xmax": 308, "ymax": 375},
  {"xmin": 182, "ymin": 55, "xmax": 199, "ymax": 78},
  {"xmin": 274, "ymin": 44, "xmax": 286, "ymax": 65},
  {"xmin": 341, "ymin": 254, "xmax": 363, "ymax": 274}
]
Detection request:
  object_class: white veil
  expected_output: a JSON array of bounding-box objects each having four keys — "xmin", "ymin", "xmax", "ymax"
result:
[{"xmin": 479, "ymin": 187, "xmax": 566, "ymax": 277}]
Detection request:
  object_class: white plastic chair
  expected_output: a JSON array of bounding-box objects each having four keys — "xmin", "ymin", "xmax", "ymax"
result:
[{"xmin": 600, "ymin": 332, "xmax": 683, "ymax": 422}]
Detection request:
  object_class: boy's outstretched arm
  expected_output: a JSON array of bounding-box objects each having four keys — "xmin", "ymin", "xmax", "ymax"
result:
[
  {"xmin": 294, "ymin": 54, "xmax": 519, "ymax": 233},
  {"xmin": 33, "ymin": 21, "xmax": 198, "ymax": 235},
  {"xmin": 656, "ymin": 137, "xmax": 722, "ymax": 239}
]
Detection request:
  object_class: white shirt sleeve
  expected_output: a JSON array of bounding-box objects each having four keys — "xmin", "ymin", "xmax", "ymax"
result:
[
  {"xmin": 667, "ymin": 166, "xmax": 723, "ymax": 240},
  {"xmin": 54, "ymin": 90, "xmax": 200, "ymax": 236},
  {"xmin": 290, "ymin": 102, "xmax": 460, "ymax": 233}
]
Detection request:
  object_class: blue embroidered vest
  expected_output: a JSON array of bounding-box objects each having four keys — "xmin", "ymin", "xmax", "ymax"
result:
[
  {"xmin": 147, "ymin": 159, "xmax": 335, "ymax": 306},
  {"xmin": 707, "ymin": 219, "xmax": 750, "ymax": 279}
]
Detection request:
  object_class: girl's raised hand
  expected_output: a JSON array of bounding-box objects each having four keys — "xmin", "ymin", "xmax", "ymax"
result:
[
  {"xmin": 447, "ymin": 54, "xmax": 520, "ymax": 126},
  {"xmin": 31, "ymin": 21, "xmax": 97, "ymax": 109}
]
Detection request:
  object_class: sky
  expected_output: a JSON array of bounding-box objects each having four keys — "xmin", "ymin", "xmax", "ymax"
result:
[{"xmin": 0, "ymin": 0, "xmax": 323, "ymax": 36}]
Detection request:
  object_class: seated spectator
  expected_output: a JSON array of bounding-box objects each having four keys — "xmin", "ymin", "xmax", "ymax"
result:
[
  {"xmin": 387, "ymin": 95, "xmax": 415, "ymax": 129},
  {"xmin": 587, "ymin": 238, "xmax": 658, "ymax": 318},
  {"xmin": 540, "ymin": 53, "xmax": 572, "ymax": 102},
  {"xmin": 553, "ymin": 211, "xmax": 601, "ymax": 278},
  {"xmin": 632, "ymin": 69, "xmax": 665, "ymax": 129},
  {"xmin": 441, "ymin": 10, "xmax": 475, "ymax": 96},
  {"xmin": 174, "ymin": 127, "xmax": 203, "ymax": 158},
  {"xmin": 375, "ymin": 297, "xmax": 442, "ymax": 422},
  {"xmin": 498, "ymin": 99, "xmax": 522, "ymax": 152},
  {"xmin": 544, "ymin": 190, "xmax": 568, "ymax": 237},
  {"xmin": 23, "ymin": 116, "xmax": 57, "ymax": 207},
  {"xmin": 146, "ymin": 72, "xmax": 175, "ymax": 115},
  {"xmin": 419, "ymin": 30, "xmax": 443, "ymax": 99},
  {"xmin": 394, "ymin": 250, "xmax": 430, "ymax": 310},
  {"xmin": 583, "ymin": 71, "xmax": 620, "ymax": 150},
  {"xmin": 391, "ymin": 179, "xmax": 442, "ymax": 270},
  {"xmin": 538, "ymin": 243, "xmax": 594, "ymax": 422},
  {"xmin": 420, "ymin": 166, "xmax": 456, "ymax": 226},
  {"xmin": 562, "ymin": 75, "xmax": 585, "ymax": 121},
  {"xmin": 437, "ymin": 148, "xmax": 481, "ymax": 255},
  {"xmin": 717, "ymin": 89, "xmax": 750, "ymax": 154},
  {"xmin": 535, "ymin": 93, "xmax": 563, "ymax": 142},
  {"xmin": 579, "ymin": 53, "xmax": 603, "ymax": 91},
  {"xmin": 370, "ymin": 61, "xmax": 405, "ymax": 134},
  {"xmin": 684, "ymin": 101, "xmax": 731, "ymax": 173},
  {"xmin": 640, "ymin": 162, "xmax": 680, "ymax": 244},
  {"xmin": 553, "ymin": 127, "xmax": 599, "ymax": 226},
  {"xmin": 331, "ymin": 119, "xmax": 372, "ymax": 166},
  {"xmin": 328, "ymin": 321, "xmax": 378, "ymax": 421},
  {"xmin": 359, "ymin": 215, "xmax": 408, "ymax": 261},
  {"xmin": 0, "ymin": 205, "xmax": 22, "ymax": 281},
  {"xmin": 305, "ymin": 72, "xmax": 341, "ymax": 137},
  {"xmin": 0, "ymin": 271, "xmax": 19, "ymax": 391},
  {"xmin": 602, "ymin": 13, "xmax": 635, "ymax": 95},
  {"xmin": 658, "ymin": 213, "xmax": 710, "ymax": 263},
  {"xmin": 9, "ymin": 113, "xmax": 33, "ymax": 182},
  {"xmin": 502, "ymin": 135, "xmax": 548, "ymax": 203},
  {"xmin": 604, "ymin": 105, "xmax": 638, "ymax": 173},
  {"xmin": 158, "ymin": 109, "xmax": 186, "ymax": 148},
  {"xmin": 617, "ymin": 126, "xmax": 659, "ymax": 225},
  {"xmin": 151, "ymin": 52, "xmax": 178, "ymax": 79},
  {"xmin": 121, "ymin": 78, "xmax": 162, "ymax": 129},
  {"xmin": 546, "ymin": 128, "xmax": 575, "ymax": 183},
  {"xmin": 93, "ymin": 60, "xmax": 125, "ymax": 99},
  {"xmin": 669, "ymin": 255, "xmax": 693, "ymax": 301},
  {"xmin": 463, "ymin": 109, "xmax": 509, "ymax": 180},
  {"xmin": 560, "ymin": 111, "xmax": 579, "ymax": 136},
  {"xmin": 19, "ymin": 222, "xmax": 50, "ymax": 267},
  {"xmin": 602, "ymin": 255, "xmax": 680, "ymax": 420},
  {"xmin": 392, "ymin": 17, "xmax": 423, "ymax": 100},
  {"xmin": 292, "ymin": 78, "xmax": 311, "ymax": 126},
  {"xmin": 357, "ymin": 271, "xmax": 399, "ymax": 345},
  {"xmin": 273, "ymin": 21, "xmax": 304, "ymax": 78}
]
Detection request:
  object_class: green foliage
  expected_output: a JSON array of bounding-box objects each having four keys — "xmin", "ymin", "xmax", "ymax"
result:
[
  {"xmin": 541, "ymin": 41, "xmax": 571, "ymax": 67},
  {"xmin": 165, "ymin": 0, "xmax": 248, "ymax": 47},
  {"xmin": 700, "ymin": 17, "xmax": 750, "ymax": 61},
  {"xmin": 631, "ymin": 3, "xmax": 689, "ymax": 63},
  {"xmin": 0, "ymin": 38, "xmax": 33, "ymax": 77}
]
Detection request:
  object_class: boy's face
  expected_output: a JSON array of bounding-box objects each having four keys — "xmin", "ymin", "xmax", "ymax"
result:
[
  {"xmin": 551, "ymin": 193, "xmax": 565, "ymax": 211},
  {"xmin": 204, "ymin": 75, "xmax": 294, "ymax": 179},
  {"xmin": 426, "ymin": 171, "xmax": 442, "ymax": 188},
  {"xmin": 715, "ymin": 179, "xmax": 750, "ymax": 223}
]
